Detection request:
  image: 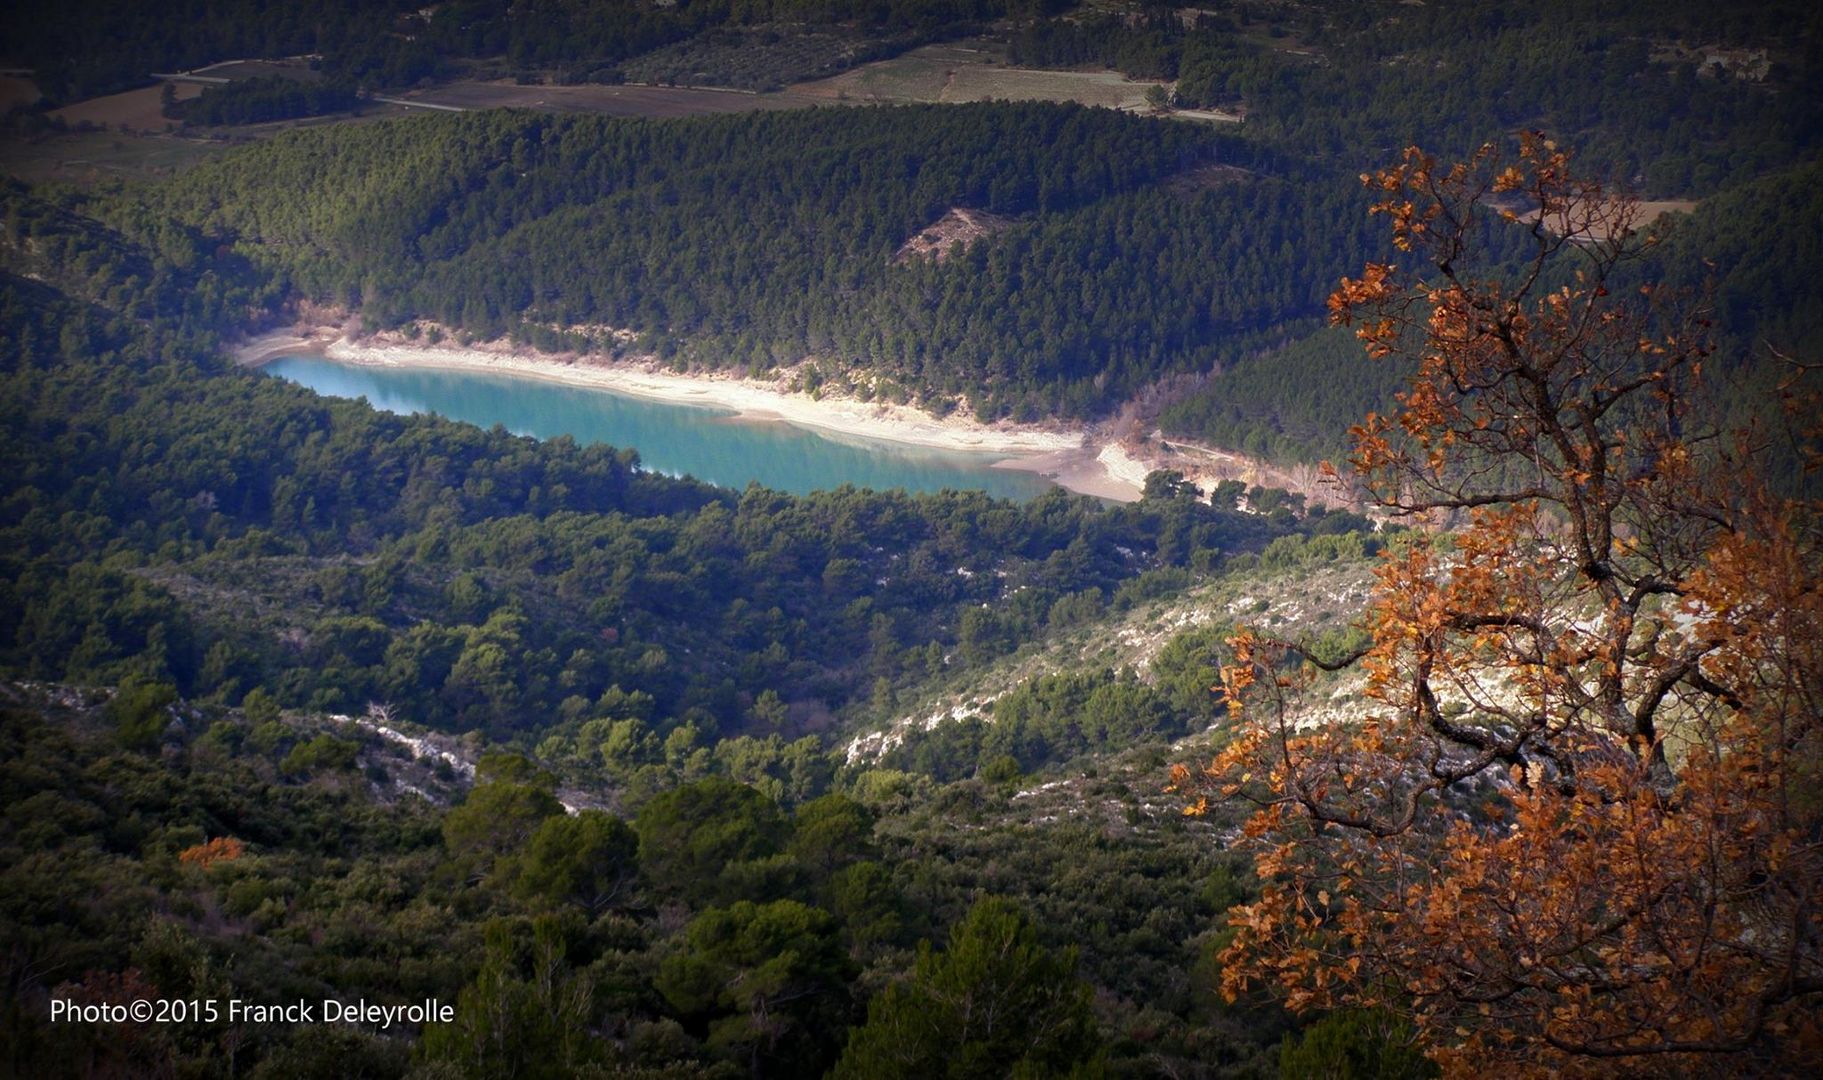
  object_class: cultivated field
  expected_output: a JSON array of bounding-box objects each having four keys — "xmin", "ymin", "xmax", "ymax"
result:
[
  {"xmin": 394, "ymin": 80, "xmax": 828, "ymax": 118},
  {"xmin": 7, "ymin": 30, "xmax": 1231, "ymax": 186},
  {"xmin": 49, "ymin": 82, "xmax": 201, "ymax": 133},
  {"xmin": 0, "ymin": 130, "xmax": 227, "ymax": 185},
  {"xmin": 182, "ymin": 60, "xmax": 321, "ymax": 83},
  {"xmin": 793, "ymin": 43, "xmax": 1167, "ymax": 111},
  {"xmin": 0, "ymin": 76, "xmax": 40, "ymax": 111},
  {"xmin": 7, "ymin": 76, "xmax": 824, "ymax": 184},
  {"xmin": 399, "ymin": 42, "xmax": 1204, "ymax": 120}
]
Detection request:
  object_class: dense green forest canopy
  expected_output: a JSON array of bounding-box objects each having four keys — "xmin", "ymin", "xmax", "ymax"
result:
[
  {"xmin": 169, "ymin": 76, "xmax": 362, "ymax": 127},
  {"xmin": 0, "ymin": 679, "xmax": 1290, "ymax": 1078},
  {"xmin": 143, "ymin": 103, "xmax": 1389, "ymax": 420}
]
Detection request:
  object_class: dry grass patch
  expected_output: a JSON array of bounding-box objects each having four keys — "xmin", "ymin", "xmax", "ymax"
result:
[{"xmin": 1163, "ymin": 163, "xmax": 1253, "ymax": 196}]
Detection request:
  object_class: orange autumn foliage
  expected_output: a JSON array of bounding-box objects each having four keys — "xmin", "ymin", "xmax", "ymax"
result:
[
  {"xmin": 177, "ymin": 836, "xmax": 246, "ymax": 869},
  {"xmin": 1193, "ymin": 137, "xmax": 1823, "ymax": 1076}
]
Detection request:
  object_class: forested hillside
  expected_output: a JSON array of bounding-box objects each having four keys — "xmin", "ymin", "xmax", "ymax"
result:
[
  {"xmin": 1014, "ymin": 0, "xmax": 1823, "ymax": 195},
  {"xmin": 126, "ymin": 98, "xmax": 1822, "ymax": 449},
  {"xmin": 128, "ymin": 93, "xmax": 1823, "ymax": 442},
  {"xmin": 0, "ymin": 148, "xmax": 1392, "ymax": 1075},
  {"xmin": 3, "ymin": 673, "xmax": 1308, "ymax": 1078},
  {"xmin": 1158, "ymin": 159, "xmax": 1823, "ymax": 474},
  {"xmin": 144, "ymin": 104, "xmax": 1384, "ymax": 421},
  {"xmin": 0, "ymin": 237, "xmax": 1312, "ymax": 750},
  {"xmin": 3, "ymin": 2, "xmax": 1821, "ymax": 1075}
]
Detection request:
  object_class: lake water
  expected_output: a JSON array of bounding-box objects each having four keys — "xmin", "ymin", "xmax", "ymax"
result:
[{"xmin": 264, "ymin": 354, "xmax": 1058, "ymax": 500}]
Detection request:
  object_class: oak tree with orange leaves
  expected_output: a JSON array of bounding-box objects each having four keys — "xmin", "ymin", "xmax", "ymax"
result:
[
  {"xmin": 176, "ymin": 836, "xmax": 246, "ymax": 869},
  {"xmin": 1184, "ymin": 136, "xmax": 1823, "ymax": 1076}
]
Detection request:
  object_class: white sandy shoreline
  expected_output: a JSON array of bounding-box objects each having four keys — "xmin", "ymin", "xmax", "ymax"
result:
[{"xmin": 232, "ymin": 328, "xmax": 1147, "ymax": 501}]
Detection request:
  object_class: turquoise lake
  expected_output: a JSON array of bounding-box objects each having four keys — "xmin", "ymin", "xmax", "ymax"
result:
[{"xmin": 264, "ymin": 355, "xmax": 1058, "ymax": 500}]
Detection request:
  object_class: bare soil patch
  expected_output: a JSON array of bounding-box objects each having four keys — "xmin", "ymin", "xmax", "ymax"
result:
[
  {"xmin": 1519, "ymin": 197, "xmax": 1699, "ymax": 242},
  {"xmin": 894, "ymin": 207, "xmax": 1015, "ymax": 262},
  {"xmin": 1167, "ymin": 105, "xmax": 1244, "ymax": 124}
]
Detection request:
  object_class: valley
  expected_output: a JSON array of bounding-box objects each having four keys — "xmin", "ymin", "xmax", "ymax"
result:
[{"xmin": 2, "ymin": 2, "xmax": 1819, "ymax": 1077}]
